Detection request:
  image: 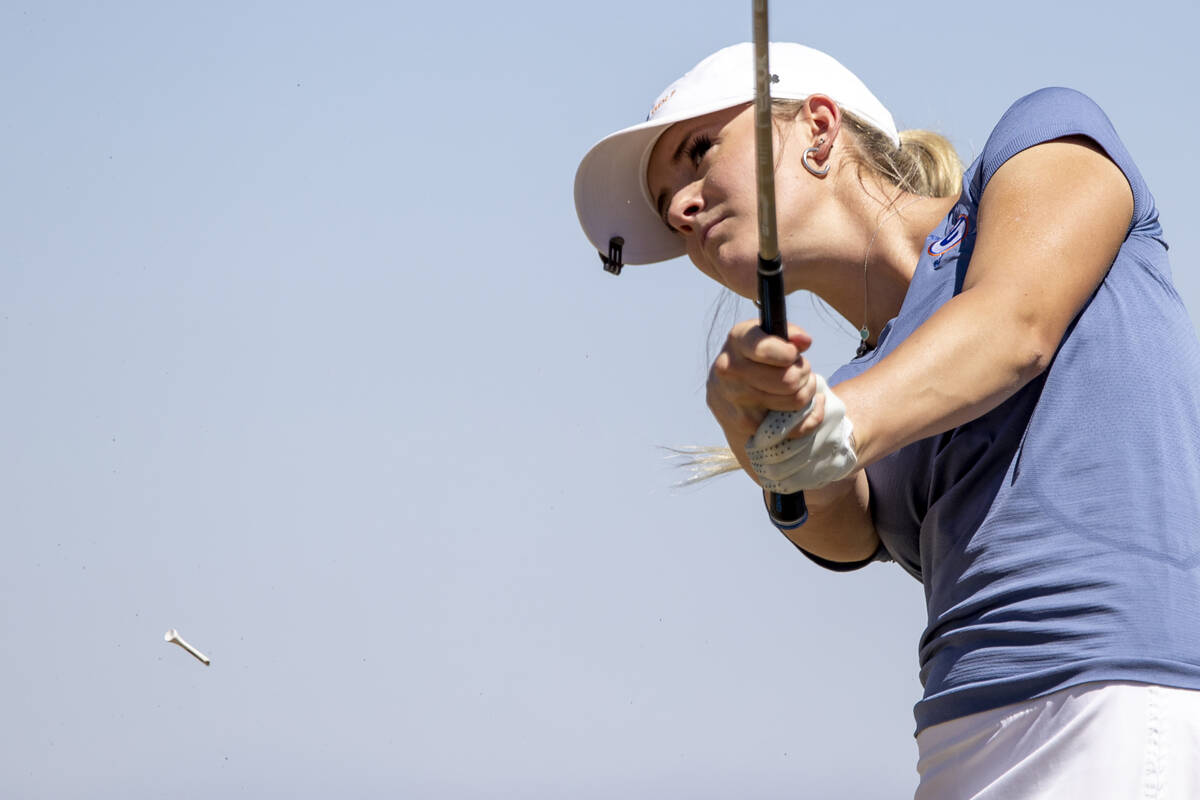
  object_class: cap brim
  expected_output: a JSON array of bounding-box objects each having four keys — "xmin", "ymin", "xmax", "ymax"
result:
[{"xmin": 573, "ymin": 95, "xmax": 752, "ymax": 266}]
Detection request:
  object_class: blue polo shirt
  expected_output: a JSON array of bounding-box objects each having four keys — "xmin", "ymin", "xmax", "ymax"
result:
[{"xmin": 825, "ymin": 88, "xmax": 1200, "ymax": 733}]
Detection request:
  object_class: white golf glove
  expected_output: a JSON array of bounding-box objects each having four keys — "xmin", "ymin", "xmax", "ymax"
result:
[{"xmin": 745, "ymin": 375, "xmax": 858, "ymax": 493}]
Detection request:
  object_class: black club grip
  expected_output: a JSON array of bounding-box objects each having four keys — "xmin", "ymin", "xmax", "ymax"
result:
[{"xmin": 758, "ymin": 255, "xmax": 808, "ymax": 528}]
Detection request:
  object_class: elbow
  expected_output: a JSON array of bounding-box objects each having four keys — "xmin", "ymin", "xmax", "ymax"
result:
[
  {"xmin": 1020, "ymin": 340, "xmax": 1053, "ymax": 382},
  {"xmin": 1012, "ymin": 323, "xmax": 1060, "ymax": 384}
]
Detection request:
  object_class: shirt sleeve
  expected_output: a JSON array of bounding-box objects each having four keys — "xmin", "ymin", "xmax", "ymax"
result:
[
  {"xmin": 970, "ymin": 87, "xmax": 1157, "ymax": 236},
  {"xmin": 790, "ymin": 539, "xmax": 893, "ymax": 572}
]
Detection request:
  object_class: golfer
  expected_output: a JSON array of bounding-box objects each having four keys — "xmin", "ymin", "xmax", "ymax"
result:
[{"xmin": 574, "ymin": 42, "xmax": 1200, "ymax": 797}]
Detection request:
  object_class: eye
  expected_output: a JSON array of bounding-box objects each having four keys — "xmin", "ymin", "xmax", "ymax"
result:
[{"xmin": 685, "ymin": 134, "xmax": 713, "ymax": 166}]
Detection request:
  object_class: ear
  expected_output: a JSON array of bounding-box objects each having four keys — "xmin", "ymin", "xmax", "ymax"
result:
[{"xmin": 802, "ymin": 94, "xmax": 842, "ymax": 164}]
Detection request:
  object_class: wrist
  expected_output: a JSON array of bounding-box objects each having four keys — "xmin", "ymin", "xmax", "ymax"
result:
[
  {"xmin": 832, "ymin": 379, "xmax": 877, "ymax": 467},
  {"xmin": 719, "ymin": 424, "xmax": 758, "ymax": 478},
  {"xmin": 803, "ymin": 473, "xmax": 860, "ymax": 511}
]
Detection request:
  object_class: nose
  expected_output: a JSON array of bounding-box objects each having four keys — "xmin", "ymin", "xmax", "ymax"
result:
[{"xmin": 666, "ymin": 180, "xmax": 704, "ymax": 235}]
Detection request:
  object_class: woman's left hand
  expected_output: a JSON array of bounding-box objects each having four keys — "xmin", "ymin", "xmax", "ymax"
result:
[{"xmin": 745, "ymin": 376, "xmax": 859, "ymax": 493}]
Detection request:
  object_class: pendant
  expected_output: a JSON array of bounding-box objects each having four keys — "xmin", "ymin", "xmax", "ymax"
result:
[{"xmin": 856, "ymin": 326, "xmax": 871, "ymax": 358}]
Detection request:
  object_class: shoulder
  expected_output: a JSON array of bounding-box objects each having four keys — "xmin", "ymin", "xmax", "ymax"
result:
[
  {"xmin": 978, "ymin": 88, "xmax": 1116, "ymax": 187},
  {"xmin": 994, "ymin": 87, "xmax": 1106, "ymax": 127},
  {"xmin": 968, "ymin": 88, "xmax": 1154, "ymax": 231}
]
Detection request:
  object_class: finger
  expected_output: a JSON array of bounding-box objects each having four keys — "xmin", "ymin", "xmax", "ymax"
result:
[
  {"xmin": 707, "ymin": 367, "xmax": 814, "ymax": 441},
  {"xmin": 786, "ymin": 391, "xmax": 826, "ymax": 439},
  {"xmin": 708, "ymin": 374, "xmax": 815, "ymax": 421},
  {"xmin": 786, "ymin": 323, "xmax": 813, "ymax": 352},
  {"xmin": 712, "ymin": 351, "xmax": 811, "ymax": 398},
  {"xmin": 746, "ymin": 409, "xmax": 811, "ymax": 458},
  {"xmin": 705, "ymin": 391, "xmax": 766, "ymax": 442},
  {"xmin": 729, "ymin": 320, "xmax": 800, "ymax": 367}
]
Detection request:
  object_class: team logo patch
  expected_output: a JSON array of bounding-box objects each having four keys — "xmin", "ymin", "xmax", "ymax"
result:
[{"xmin": 928, "ymin": 213, "xmax": 969, "ymax": 257}]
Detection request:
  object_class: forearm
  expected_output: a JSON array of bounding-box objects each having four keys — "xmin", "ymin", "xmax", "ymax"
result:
[
  {"xmin": 774, "ymin": 472, "xmax": 878, "ymax": 562},
  {"xmin": 837, "ymin": 285, "xmax": 1052, "ymax": 467}
]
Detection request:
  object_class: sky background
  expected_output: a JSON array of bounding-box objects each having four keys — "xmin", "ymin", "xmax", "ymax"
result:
[{"xmin": 2, "ymin": 1, "xmax": 1197, "ymax": 797}]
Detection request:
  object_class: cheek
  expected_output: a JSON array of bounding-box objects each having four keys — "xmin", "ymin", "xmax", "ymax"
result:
[
  {"xmin": 771, "ymin": 166, "xmax": 818, "ymax": 230},
  {"xmin": 705, "ymin": 159, "xmax": 753, "ymax": 208}
]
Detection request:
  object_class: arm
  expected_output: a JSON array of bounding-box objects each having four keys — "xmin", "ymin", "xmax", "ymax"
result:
[
  {"xmin": 706, "ymin": 138, "xmax": 1130, "ymax": 564},
  {"xmin": 837, "ymin": 137, "xmax": 1134, "ymax": 467},
  {"xmin": 774, "ymin": 472, "xmax": 877, "ymax": 563}
]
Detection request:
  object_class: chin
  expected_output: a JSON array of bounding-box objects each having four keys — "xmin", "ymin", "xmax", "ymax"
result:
[
  {"xmin": 690, "ymin": 243, "xmax": 758, "ymax": 297},
  {"xmin": 714, "ymin": 251, "xmax": 759, "ymax": 298}
]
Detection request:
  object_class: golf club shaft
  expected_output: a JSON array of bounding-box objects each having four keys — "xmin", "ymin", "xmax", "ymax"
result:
[{"xmin": 753, "ymin": 0, "xmax": 807, "ymax": 527}]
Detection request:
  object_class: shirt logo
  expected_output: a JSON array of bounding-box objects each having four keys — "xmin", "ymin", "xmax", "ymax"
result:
[{"xmin": 928, "ymin": 213, "xmax": 970, "ymax": 257}]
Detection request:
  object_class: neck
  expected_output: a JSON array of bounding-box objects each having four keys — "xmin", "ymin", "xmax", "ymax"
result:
[{"xmin": 788, "ymin": 189, "xmax": 958, "ymax": 350}]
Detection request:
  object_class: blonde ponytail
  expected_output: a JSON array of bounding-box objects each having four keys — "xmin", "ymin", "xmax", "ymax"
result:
[
  {"xmin": 665, "ymin": 445, "xmax": 743, "ymax": 486},
  {"xmin": 841, "ymin": 110, "xmax": 962, "ymax": 198}
]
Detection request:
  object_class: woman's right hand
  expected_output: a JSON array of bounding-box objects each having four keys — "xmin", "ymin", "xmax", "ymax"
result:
[{"xmin": 706, "ymin": 319, "xmax": 823, "ymax": 478}]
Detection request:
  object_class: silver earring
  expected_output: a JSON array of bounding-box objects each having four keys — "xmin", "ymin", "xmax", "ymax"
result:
[{"xmin": 802, "ymin": 145, "xmax": 829, "ymax": 176}]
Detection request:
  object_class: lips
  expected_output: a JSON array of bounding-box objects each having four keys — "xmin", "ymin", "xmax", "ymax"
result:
[{"xmin": 700, "ymin": 215, "xmax": 726, "ymax": 248}]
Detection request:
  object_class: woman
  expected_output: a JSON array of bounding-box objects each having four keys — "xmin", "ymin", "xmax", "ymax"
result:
[{"xmin": 574, "ymin": 43, "xmax": 1200, "ymax": 796}]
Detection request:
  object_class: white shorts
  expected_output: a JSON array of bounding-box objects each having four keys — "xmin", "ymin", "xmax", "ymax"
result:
[{"xmin": 915, "ymin": 681, "xmax": 1200, "ymax": 799}]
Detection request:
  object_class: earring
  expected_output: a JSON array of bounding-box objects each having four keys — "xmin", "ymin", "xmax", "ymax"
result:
[{"xmin": 803, "ymin": 137, "xmax": 829, "ymax": 176}]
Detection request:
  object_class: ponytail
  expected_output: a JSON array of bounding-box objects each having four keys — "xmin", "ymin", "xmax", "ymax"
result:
[{"xmin": 842, "ymin": 110, "xmax": 962, "ymax": 198}]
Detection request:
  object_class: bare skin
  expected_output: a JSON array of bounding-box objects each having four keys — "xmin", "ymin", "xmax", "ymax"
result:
[{"xmin": 647, "ymin": 98, "xmax": 1133, "ymax": 563}]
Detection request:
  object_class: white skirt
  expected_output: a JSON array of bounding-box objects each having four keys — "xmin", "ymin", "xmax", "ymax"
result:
[{"xmin": 915, "ymin": 681, "xmax": 1200, "ymax": 799}]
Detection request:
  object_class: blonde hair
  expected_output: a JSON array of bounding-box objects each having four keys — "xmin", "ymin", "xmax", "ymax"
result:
[{"xmin": 775, "ymin": 100, "xmax": 962, "ymax": 199}]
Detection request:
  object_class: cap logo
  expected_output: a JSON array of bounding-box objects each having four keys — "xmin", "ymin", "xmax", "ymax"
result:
[{"xmin": 647, "ymin": 88, "xmax": 677, "ymax": 120}]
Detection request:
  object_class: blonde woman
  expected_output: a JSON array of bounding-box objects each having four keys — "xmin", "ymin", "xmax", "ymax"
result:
[{"xmin": 574, "ymin": 43, "xmax": 1200, "ymax": 797}]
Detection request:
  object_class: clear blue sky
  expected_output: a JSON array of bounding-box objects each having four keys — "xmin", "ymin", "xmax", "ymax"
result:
[{"xmin": 2, "ymin": 1, "xmax": 1197, "ymax": 797}]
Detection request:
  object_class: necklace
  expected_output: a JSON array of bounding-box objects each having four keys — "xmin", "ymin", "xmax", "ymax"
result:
[{"xmin": 857, "ymin": 196, "xmax": 921, "ymax": 358}]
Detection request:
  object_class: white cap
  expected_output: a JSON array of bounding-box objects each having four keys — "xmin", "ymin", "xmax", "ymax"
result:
[{"xmin": 573, "ymin": 42, "xmax": 899, "ymax": 266}]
